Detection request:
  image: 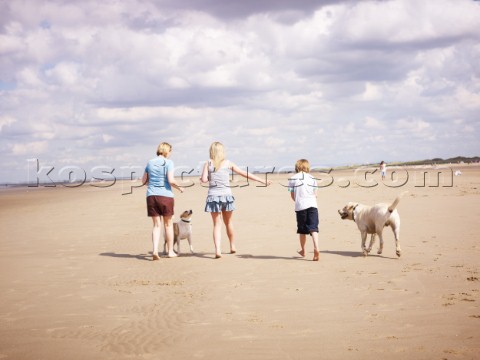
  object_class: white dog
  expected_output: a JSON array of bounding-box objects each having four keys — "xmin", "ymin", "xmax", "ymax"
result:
[
  {"xmin": 163, "ymin": 210, "xmax": 194, "ymax": 255},
  {"xmin": 338, "ymin": 192, "xmax": 407, "ymax": 257}
]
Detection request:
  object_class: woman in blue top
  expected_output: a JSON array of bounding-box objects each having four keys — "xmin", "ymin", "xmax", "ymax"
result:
[
  {"xmin": 142, "ymin": 142, "xmax": 183, "ymax": 260},
  {"xmin": 200, "ymin": 142, "xmax": 271, "ymax": 258}
]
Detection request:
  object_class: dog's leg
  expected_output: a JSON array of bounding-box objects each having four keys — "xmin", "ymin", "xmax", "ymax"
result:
[
  {"xmin": 361, "ymin": 231, "xmax": 368, "ymax": 256},
  {"xmin": 187, "ymin": 234, "xmax": 194, "ymax": 253},
  {"xmin": 377, "ymin": 231, "xmax": 384, "ymax": 255},
  {"xmin": 173, "ymin": 223, "xmax": 179, "ymax": 255},
  {"xmin": 391, "ymin": 223, "xmax": 401, "ymax": 257},
  {"xmin": 366, "ymin": 234, "xmax": 376, "ymax": 254}
]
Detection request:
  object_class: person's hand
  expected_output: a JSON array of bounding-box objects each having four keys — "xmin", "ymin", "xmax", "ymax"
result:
[{"xmin": 265, "ymin": 180, "xmax": 273, "ymax": 186}]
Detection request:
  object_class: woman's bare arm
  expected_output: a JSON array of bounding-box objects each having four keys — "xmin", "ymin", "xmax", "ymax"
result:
[
  {"xmin": 142, "ymin": 172, "xmax": 149, "ymax": 185},
  {"xmin": 167, "ymin": 171, "xmax": 184, "ymax": 193}
]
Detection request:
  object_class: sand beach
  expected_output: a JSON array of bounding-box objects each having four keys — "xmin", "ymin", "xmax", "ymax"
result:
[{"xmin": 0, "ymin": 165, "xmax": 479, "ymax": 359}]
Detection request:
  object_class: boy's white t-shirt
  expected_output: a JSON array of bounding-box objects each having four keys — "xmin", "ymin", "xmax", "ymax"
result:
[{"xmin": 288, "ymin": 172, "xmax": 318, "ymax": 211}]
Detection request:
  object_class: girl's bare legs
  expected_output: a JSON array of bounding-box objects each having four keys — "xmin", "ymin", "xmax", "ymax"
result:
[
  {"xmin": 163, "ymin": 215, "xmax": 177, "ymax": 258},
  {"xmin": 222, "ymin": 210, "xmax": 236, "ymax": 253},
  {"xmin": 211, "ymin": 212, "xmax": 223, "ymax": 258},
  {"xmin": 151, "ymin": 216, "xmax": 162, "ymax": 260},
  {"xmin": 311, "ymin": 231, "xmax": 320, "ymax": 261},
  {"xmin": 298, "ymin": 234, "xmax": 306, "ymax": 257}
]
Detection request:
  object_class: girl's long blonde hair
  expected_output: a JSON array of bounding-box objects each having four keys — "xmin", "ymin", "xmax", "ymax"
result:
[{"xmin": 209, "ymin": 142, "xmax": 225, "ymax": 171}]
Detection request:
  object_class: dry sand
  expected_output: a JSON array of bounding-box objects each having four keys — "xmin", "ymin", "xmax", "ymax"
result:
[{"xmin": 1, "ymin": 165, "xmax": 479, "ymax": 359}]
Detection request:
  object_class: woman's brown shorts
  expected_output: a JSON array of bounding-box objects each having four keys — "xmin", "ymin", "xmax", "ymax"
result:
[{"xmin": 147, "ymin": 196, "xmax": 174, "ymax": 217}]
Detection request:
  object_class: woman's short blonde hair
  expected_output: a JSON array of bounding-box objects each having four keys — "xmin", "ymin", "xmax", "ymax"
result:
[
  {"xmin": 156, "ymin": 142, "xmax": 172, "ymax": 157},
  {"xmin": 295, "ymin": 159, "xmax": 310, "ymax": 173},
  {"xmin": 209, "ymin": 142, "xmax": 225, "ymax": 171}
]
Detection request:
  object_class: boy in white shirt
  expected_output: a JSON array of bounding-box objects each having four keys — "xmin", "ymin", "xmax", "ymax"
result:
[{"xmin": 288, "ymin": 159, "xmax": 320, "ymax": 261}]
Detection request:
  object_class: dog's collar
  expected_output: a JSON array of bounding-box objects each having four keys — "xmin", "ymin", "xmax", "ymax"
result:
[
  {"xmin": 181, "ymin": 219, "xmax": 191, "ymax": 223},
  {"xmin": 352, "ymin": 204, "xmax": 359, "ymax": 223}
]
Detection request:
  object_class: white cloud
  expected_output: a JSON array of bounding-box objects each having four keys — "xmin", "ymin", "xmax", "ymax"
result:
[
  {"xmin": 455, "ymin": 86, "xmax": 480, "ymax": 110},
  {"xmin": 11, "ymin": 141, "xmax": 48, "ymax": 156},
  {"xmin": 95, "ymin": 106, "xmax": 201, "ymax": 122},
  {"xmin": 0, "ymin": 115, "xmax": 16, "ymax": 132},
  {"xmin": 0, "ymin": 0, "xmax": 479, "ymax": 183},
  {"xmin": 397, "ymin": 118, "xmax": 430, "ymax": 131},
  {"xmin": 359, "ymin": 82, "xmax": 382, "ymax": 101},
  {"xmin": 333, "ymin": 0, "xmax": 480, "ymax": 46},
  {"xmin": 464, "ymin": 125, "xmax": 475, "ymax": 133},
  {"xmin": 16, "ymin": 67, "xmax": 44, "ymax": 87},
  {"xmin": 167, "ymin": 76, "xmax": 191, "ymax": 89},
  {"xmin": 102, "ymin": 134, "xmax": 114, "ymax": 143},
  {"xmin": 345, "ymin": 122, "xmax": 356, "ymax": 133},
  {"xmin": 45, "ymin": 62, "xmax": 80, "ymax": 86},
  {"xmin": 265, "ymin": 136, "xmax": 285, "ymax": 148},
  {"xmin": 0, "ymin": 33, "xmax": 24, "ymax": 55},
  {"xmin": 364, "ymin": 116, "xmax": 384, "ymax": 129},
  {"xmin": 246, "ymin": 127, "xmax": 277, "ymax": 136}
]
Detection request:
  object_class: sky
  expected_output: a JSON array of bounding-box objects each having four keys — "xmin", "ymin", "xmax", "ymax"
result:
[{"xmin": 1, "ymin": 0, "xmax": 479, "ymax": 184}]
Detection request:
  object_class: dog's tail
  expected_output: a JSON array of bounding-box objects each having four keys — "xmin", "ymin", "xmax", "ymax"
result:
[{"xmin": 388, "ymin": 191, "xmax": 409, "ymax": 213}]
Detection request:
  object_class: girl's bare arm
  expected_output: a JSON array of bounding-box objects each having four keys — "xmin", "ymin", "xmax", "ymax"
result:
[
  {"xmin": 230, "ymin": 163, "xmax": 272, "ymax": 185},
  {"xmin": 199, "ymin": 161, "xmax": 209, "ymax": 183}
]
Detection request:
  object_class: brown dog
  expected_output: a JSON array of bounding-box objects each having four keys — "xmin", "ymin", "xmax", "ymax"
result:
[{"xmin": 164, "ymin": 210, "xmax": 193, "ymax": 255}]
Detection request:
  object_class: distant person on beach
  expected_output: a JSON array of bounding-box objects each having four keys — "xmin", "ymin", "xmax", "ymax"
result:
[
  {"xmin": 288, "ymin": 159, "xmax": 320, "ymax": 261},
  {"xmin": 380, "ymin": 161, "xmax": 387, "ymax": 180},
  {"xmin": 200, "ymin": 141, "xmax": 271, "ymax": 258},
  {"xmin": 142, "ymin": 142, "xmax": 183, "ymax": 260}
]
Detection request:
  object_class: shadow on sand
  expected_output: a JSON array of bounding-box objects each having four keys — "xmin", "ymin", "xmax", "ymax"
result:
[
  {"xmin": 321, "ymin": 250, "xmax": 398, "ymax": 259},
  {"xmin": 99, "ymin": 250, "xmax": 398, "ymax": 261},
  {"xmin": 99, "ymin": 252, "xmax": 151, "ymax": 261},
  {"xmin": 99, "ymin": 251, "xmax": 219, "ymax": 261},
  {"xmin": 236, "ymin": 254, "xmax": 304, "ymax": 261}
]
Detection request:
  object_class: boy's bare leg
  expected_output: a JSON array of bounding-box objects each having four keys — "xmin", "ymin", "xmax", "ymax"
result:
[
  {"xmin": 298, "ymin": 234, "xmax": 306, "ymax": 257},
  {"xmin": 312, "ymin": 231, "xmax": 319, "ymax": 261}
]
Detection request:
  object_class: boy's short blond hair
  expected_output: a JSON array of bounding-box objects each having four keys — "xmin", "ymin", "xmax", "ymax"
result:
[
  {"xmin": 295, "ymin": 159, "xmax": 310, "ymax": 173},
  {"xmin": 156, "ymin": 142, "xmax": 172, "ymax": 156}
]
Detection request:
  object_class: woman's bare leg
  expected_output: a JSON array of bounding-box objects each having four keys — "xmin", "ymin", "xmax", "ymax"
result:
[
  {"xmin": 163, "ymin": 215, "xmax": 177, "ymax": 258},
  {"xmin": 151, "ymin": 216, "xmax": 162, "ymax": 260}
]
